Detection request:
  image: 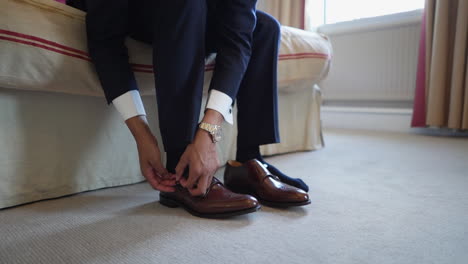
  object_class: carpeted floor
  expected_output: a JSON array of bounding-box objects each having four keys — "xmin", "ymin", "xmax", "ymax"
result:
[{"xmin": 1, "ymin": 129, "xmax": 468, "ymax": 264}]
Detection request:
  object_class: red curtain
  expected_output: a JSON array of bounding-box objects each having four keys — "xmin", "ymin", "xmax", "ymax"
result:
[{"xmin": 411, "ymin": 11, "xmax": 427, "ymax": 127}]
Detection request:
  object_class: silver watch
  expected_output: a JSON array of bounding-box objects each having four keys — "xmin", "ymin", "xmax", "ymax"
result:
[{"xmin": 199, "ymin": 122, "xmax": 223, "ymax": 143}]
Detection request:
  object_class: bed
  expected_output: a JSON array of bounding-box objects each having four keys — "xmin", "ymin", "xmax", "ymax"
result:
[{"xmin": 0, "ymin": 0, "xmax": 332, "ymax": 208}]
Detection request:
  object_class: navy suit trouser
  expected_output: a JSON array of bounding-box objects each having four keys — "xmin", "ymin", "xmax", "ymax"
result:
[{"xmin": 129, "ymin": 1, "xmax": 280, "ymax": 152}]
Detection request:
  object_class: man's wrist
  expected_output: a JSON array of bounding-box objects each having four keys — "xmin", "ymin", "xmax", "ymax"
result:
[
  {"xmin": 195, "ymin": 128, "xmax": 216, "ymax": 146},
  {"xmin": 125, "ymin": 115, "xmax": 154, "ymax": 144},
  {"xmin": 202, "ymin": 109, "xmax": 224, "ymax": 125}
]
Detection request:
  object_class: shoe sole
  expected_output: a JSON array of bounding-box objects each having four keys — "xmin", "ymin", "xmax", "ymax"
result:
[
  {"xmin": 159, "ymin": 195, "xmax": 261, "ymax": 219},
  {"xmin": 257, "ymin": 198, "xmax": 311, "ymax": 208}
]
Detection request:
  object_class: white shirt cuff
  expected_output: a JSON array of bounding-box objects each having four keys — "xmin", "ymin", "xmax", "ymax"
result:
[
  {"xmin": 205, "ymin": 89, "xmax": 234, "ymax": 125},
  {"xmin": 112, "ymin": 90, "xmax": 147, "ymax": 121}
]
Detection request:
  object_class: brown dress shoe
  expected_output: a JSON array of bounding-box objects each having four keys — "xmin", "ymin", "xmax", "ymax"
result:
[
  {"xmin": 159, "ymin": 177, "xmax": 260, "ymax": 218},
  {"xmin": 224, "ymin": 159, "xmax": 311, "ymax": 207}
]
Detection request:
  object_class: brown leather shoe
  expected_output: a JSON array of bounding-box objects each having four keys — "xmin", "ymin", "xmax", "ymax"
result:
[
  {"xmin": 159, "ymin": 177, "xmax": 260, "ymax": 218},
  {"xmin": 224, "ymin": 159, "xmax": 311, "ymax": 207}
]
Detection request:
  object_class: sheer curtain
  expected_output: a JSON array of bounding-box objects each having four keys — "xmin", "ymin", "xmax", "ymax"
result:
[
  {"xmin": 412, "ymin": 0, "xmax": 468, "ymax": 130},
  {"xmin": 257, "ymin": 0, "xmax": 306, "ymax": 29}
]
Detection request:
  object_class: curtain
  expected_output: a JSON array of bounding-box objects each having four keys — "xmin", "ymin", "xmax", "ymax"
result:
[
  {"xmin": 256, "ymin": 0, "xmax": 306, "ymax": 29},
  {"xmin": 412, "ymin": 0, "xmax": 468, "ymax": 130}
]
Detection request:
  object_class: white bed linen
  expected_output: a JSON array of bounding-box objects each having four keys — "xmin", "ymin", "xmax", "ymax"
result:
[{"xmin": 0, "ymin": 0, "xmax": 332, "ymax": 97}]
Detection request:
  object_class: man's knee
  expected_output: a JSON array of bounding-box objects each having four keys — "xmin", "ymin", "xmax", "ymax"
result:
[{"xmin": 256, "ymin": 11, "xmax": 281, "ymax": 37}]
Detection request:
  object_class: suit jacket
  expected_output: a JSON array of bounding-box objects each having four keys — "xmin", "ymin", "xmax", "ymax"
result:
[{"xmin": 67, "ymin": 0, "xmax": 257, "ymax": 105}]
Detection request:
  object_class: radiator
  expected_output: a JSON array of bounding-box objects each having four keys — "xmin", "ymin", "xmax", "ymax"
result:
[{"xmin": 318, "ymin": 10, "xmax": 422, "ymax": 105}]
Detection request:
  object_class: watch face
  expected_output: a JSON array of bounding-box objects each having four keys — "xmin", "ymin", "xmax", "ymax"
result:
[{"xmin": 214, "ymin": 128, "xmax": 223, "ymax": 142}]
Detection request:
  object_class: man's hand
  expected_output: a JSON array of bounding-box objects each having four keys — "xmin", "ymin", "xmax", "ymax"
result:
[
  {"xmin": 175, "ymin": 109, "xmax": 223, "ymax": 196},
  {"xmin": 126, "ymin": 116, "xmax": 176, "ymax": 192},
  {"xmin": 175, "ymin": 130, "xmax": 219, "ymax": 196}
]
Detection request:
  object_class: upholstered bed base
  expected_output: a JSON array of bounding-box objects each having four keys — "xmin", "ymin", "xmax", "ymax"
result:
[{"xmin": 0, "ymin": 83, "xmax": 323, "ymax": 209}]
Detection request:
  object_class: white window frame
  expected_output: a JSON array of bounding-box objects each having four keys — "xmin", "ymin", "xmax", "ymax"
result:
[{"xmin": 306, "ymin": 0, "xmax": 424, "ymax": 31}]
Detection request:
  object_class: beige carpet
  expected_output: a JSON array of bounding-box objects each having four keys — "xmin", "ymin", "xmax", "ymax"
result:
[{"xmin": 1, "ymin": 129, "xmax": 468, "ymax": 264}]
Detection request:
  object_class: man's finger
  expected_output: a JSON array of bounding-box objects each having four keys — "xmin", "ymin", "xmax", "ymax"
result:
[
  {"xmin": 179, "ymin": 177, "xmax": 187, "ymax": 186},
  {"xmin": 143, "ymin": 167, "xmax": 159, "ymax": 188},
  {"xmin": 175, "ymin": 154, "xmax": 189, "ymax": 181},
  {"xmin": 152, "ymin": 162, "xmax": 173, "ymax": 180},
  {"xmin": 153, "ymin": 168, "xmax": 177, "ymax": 187},
  {"xmin": 143, "ymin": 167, "xmax": 175, "ymax": 192},
  {"xmin": 154, "ymin": 181, "xmax": 176, "ymax": 192},
  {"xmin": 160, "ymin": 178, "xmax": 177, "ymax": 186},
  {"xmin": 183, "ymin": 165, "xmax": 201, "ymax": 189},
  {"xmin": 189, "ymin": 172, "xmax": 211, "ymax": 196},
  {"xmin": 152, "ymin": 176, "xmax": 176, "ymax": 192}
]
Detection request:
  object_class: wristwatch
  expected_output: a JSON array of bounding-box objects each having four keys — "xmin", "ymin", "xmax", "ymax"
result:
[{"xmin": 199, "ymin": 122, "xmax": 223, "ymax": 143}]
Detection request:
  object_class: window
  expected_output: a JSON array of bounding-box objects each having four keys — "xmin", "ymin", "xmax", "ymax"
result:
[{"xmin": 307, "ymin": 0, "xmax": 425, "ymax": 28}]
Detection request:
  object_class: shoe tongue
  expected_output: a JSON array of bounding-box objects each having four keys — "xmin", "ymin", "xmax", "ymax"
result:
[
  {"xmin": 211, "ymin": 177, "xmax": 221, "ymax": 186},
  {"xmin": 204, "ymin": 177, "xmax": 222, "ymax": 196}
]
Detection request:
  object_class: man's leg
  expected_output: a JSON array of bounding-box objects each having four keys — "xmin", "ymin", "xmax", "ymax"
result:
[
  {"xmin": 235, "ymin": 11, "xmax": 280, "ymax": 150},
  {"xmin": 130, "ymin": 0, "xmax": 207, "ymax": 171},
  {"xmin": 235, "ymin": 11, "xmax": 309, "ymax": 192},
  {"xmin": 134, "ymin": 0, "xmax": 208, "ymax": 172}
]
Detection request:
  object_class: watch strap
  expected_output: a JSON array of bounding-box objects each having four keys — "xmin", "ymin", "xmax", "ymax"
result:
[{"xmin": 199, "ymin": 122, "xmax": 221, "ymax": 143}]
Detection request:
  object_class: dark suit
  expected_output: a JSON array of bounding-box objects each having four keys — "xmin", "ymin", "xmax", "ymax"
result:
[{"xmin": 67, "ymin": 0, "xmax": 280, "ymax": 152}]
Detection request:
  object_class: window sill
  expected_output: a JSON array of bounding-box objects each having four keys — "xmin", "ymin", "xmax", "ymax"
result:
[{"xmin": 318, "ymin": 9, "xmax": 423, "ymax": 36}]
